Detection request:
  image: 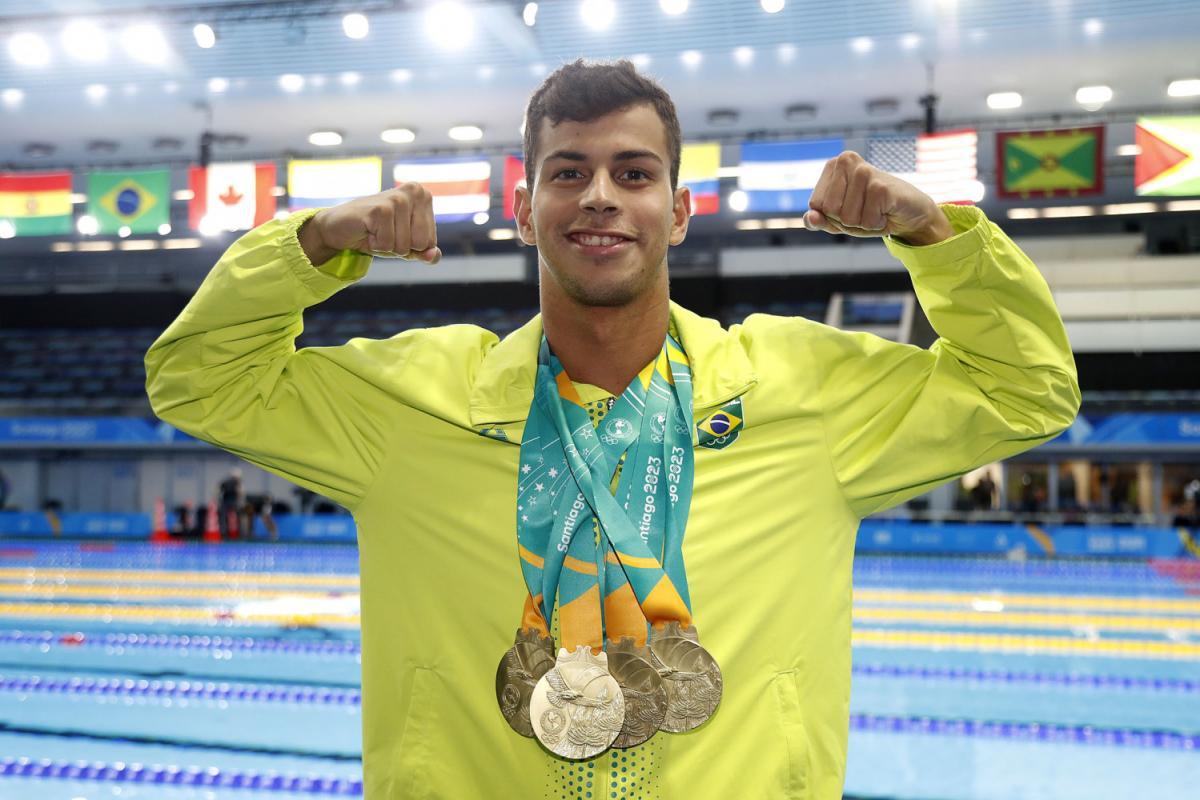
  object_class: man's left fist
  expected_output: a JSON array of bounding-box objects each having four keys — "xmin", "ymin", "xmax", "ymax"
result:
[{"xmin": 803, "ymin": 151, "xmax": 955, "ymax": 246}]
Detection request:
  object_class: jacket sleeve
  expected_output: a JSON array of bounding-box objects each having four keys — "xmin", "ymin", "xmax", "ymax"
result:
[
  {"xmin": 144, "ymin": 210, "xmax": 395, "ymax": 511},
  {"xmin": 811, "ymin": 204, "xmax": 1081, "ymax": 519}
]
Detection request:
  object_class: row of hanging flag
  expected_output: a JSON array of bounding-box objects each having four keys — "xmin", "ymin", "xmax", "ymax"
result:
[{"xmin": 0, "ymin": 116, "xmax": 1196, "ymax": 238}]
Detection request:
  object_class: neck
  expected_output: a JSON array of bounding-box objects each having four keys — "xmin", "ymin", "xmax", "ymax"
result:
[{"xmin": 540, "ymin": 288, "xmax": 670, "ymax": 398}]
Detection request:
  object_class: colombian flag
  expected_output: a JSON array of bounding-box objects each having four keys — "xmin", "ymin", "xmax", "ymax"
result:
[
  {"xmin": 0, "ymin": 172, "xmax": 73, "ymax": 236},
  {"xmin": 680, "ymin": 143, "xmax": 720, "ymax": 215}
]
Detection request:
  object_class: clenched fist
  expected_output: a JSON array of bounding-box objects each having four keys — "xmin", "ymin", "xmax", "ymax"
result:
[
  {"xmin": 802, "ymin": 151, "xmax": 954, "ymax": 246},
  {"xmin": 299, "ymin": 183, "xmax": 442, "ymax": 266}
]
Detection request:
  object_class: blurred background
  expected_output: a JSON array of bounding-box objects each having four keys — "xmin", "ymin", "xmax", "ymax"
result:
[{"xmin": 0, "ymin": 1, "xmax": 1198, "ymax": 798}]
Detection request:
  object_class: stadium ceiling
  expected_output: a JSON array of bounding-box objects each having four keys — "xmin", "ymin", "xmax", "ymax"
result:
[{"xmin": 0, "ymin": 0, "xmax": 1198, "ymax": 170}]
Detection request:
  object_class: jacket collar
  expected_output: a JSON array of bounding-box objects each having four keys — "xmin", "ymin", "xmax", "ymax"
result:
[{"xmin": 468, "ymin": 301, "xmax": 757, "ymax": 428}]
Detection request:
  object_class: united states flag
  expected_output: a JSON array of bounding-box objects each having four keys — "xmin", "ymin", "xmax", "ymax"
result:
[{"xmin": 867, "ymin": 130, "xmax": 982, "ymax": 204}]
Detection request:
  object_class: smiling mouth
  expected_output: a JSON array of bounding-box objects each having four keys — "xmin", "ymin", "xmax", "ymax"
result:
[{"xmin": 568, "ymin": 233, "xmax": 633, "ymax": 247}]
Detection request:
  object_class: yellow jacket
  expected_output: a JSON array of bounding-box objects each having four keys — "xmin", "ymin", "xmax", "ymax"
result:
[{"xmin": 145, "ymin": 204, "xmax": 1079, "ymax": 799}]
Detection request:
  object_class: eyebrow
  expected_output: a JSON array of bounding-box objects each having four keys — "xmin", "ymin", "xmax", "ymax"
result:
[{"xmin": 543, "ymin": 149, "xmax": 664, "ymax": 165}]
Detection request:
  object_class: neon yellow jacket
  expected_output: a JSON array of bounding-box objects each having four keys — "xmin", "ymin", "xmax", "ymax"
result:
[{"xmin": 145, "ymin": 205, "xmax": 1079, "ymax": 799}]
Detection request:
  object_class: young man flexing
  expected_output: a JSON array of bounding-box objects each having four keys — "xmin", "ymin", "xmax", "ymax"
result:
[{"xmin": 146, "ymin": 60, "xmax": 1079, "ymax": 799}]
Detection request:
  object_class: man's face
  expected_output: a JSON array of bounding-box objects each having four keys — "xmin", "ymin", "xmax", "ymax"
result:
[{"xmin": 515, "ymin": 104, "xmax": 691, "ymax": 308}]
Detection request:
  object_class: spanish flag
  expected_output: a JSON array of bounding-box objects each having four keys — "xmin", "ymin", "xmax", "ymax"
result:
[{"xmin": 0, "ymin": 172, "xmax": 73, "ymax": 236}]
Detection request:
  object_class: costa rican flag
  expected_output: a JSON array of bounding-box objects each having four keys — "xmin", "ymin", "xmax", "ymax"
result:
[
  {"xmin": 737, "ymin": 139, "xmax": 843, "ymax": 212},
  {"xmin": 189, "ymin": 162, "xmax": 277, "ymax": 232},
  {"xmin": 393, "ymin": 157, "xmax": 491, "ymax": 222}
]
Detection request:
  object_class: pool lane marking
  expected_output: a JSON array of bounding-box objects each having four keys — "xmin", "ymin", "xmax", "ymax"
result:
[
  {"xmin": 0, "ymin": 673, "xmax": 361, "ymax": 704},
  {"xmin": 854, "ymin": 589, "xmax": 1200, "ymax": 614},
  {"xmin": 853, "ymin": 607, "xmax": 1200, "ymax": 633},
  {"xmin": 0, "ymin": 568, "xmax": 357, "ymax": 588},
  {"xmin": 0, "ymin": 631, "xmax": 360, "ymax": 656},
  {"xmin": 0, "ymin": 583, "xmax": 353, "ymax": 602},
  {"xmin": 849, "ymin": 713, "xmax": 1200, "ymax": 750},
  {"xmin": 853, "ymin": 629, "xmax": 1200, "ymax": 659},
  {"xmin": 0, "ymin": 602, "xmax": 358, "ymax": 626}
]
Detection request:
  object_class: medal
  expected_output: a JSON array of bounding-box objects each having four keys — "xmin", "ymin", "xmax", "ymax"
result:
[
  {"xmin": 606, "ymin": 637, "xmax": 668, "ymax": 749},
  {"xmin": 530, "ymin": 645, "xmax": 625, "ymax": 760},
  {"xmin": 495, "ymin": 628, "xmax": 556, "ymax": 737},
  {"xmin": 648, "ymin": 623, "xmax": 723, "ymax": 733}
]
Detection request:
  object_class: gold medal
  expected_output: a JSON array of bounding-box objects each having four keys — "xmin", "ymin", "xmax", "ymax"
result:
[
  {"xmin": 530, "ymin": 645, "xmax": 625, "ymax": 760},
  {"xmin": 606, "ymin": 638, "xmax": 667, "ymax": 749},
  {"xmin": 647, "ymin": 624, "xmax": 723, "ymax": 733},
  {"xmin": 496, "ymin": 629, "xmax": 556, "ymax": 737}
]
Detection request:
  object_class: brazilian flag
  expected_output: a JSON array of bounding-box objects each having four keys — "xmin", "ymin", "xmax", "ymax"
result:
[
  {"xmin": 996, "ymin": 126, "xmax": 1103, "ymax": 199},
  {"xmin": 87, "ymin": 169, "xmax": 170, "ymax": 234}
]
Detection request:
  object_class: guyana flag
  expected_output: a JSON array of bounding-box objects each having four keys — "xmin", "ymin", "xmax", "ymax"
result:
[
  {"xmin": 996, "ymin": 126, "xmax": 1103, "ymax": 199},
  {"xmin": 1135, "ymin": 116, "xmax": 1200, "ymax": 196},
  {"xmin": 87, "ymin": 169, "xmax": 170, "ymax": 234},
  {"xmin": 0, "ymin": 172, "xmax": 73, "ymax": 236}
]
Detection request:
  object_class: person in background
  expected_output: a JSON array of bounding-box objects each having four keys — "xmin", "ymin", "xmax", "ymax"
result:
[{"xmin": 217, "ymin": 468, "xmax": 243, "ymax": 539}]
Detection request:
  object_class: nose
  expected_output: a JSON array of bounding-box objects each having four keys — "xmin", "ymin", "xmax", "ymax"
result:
[{"xmin": 580, "ymin": 169, "xmax": 618, "ymax": 215}]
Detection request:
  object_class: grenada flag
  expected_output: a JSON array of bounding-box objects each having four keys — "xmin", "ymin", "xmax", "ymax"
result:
[{"xmin": 189, "ymin": 162, "xmax": 277, "ymax": 232}]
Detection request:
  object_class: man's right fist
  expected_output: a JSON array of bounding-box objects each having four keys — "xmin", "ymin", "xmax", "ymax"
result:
[{"xmin": 299, "ymin": 183, "xmax": 442, "ymax": 266}]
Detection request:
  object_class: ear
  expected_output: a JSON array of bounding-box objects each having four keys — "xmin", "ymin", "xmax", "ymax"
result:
[
  {"xmin": 669, "ymin": 185, "xmax": 692, "ymax": 246},
  {"xmin": 514, "ymin": 182, "xmax": 536, "ymax": 246}
]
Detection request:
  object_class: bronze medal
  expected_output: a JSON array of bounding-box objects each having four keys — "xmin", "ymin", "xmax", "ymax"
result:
[
  {"xmin": 530, "ymin": 645, "xmax": 625, "ymax": 760},
  {"xmin": 605, "ymin": 638, "xmax": 668, "ymax": 749},
  {"xmin": 495, "ymin": 629, "xmax": 556, "ymax": 737},
  {"xmin": 647, "ymin": 625, "xmax": 723, "ymax": 733}
]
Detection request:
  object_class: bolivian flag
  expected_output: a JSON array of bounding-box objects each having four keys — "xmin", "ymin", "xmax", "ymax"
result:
[
  {"xmin": 0, "ymin": 172, "xmax": 73, "ymax": 236},
  {"xmin": 87, "ymin": 169, "xmax": 170, "ymax": 234},
  {"xmin": 1136, "ymin": 116, "xmax": 1200, "ymax": 196},
  {"xmin": 996, "ymin": 126, "xmax": 1103, "ymax": 199}
]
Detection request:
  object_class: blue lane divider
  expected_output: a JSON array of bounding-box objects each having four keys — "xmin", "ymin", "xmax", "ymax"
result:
[
  {"xmin": 0, "ymin": 675, "xmax": 360, "ymax": 705},
  {"xmin": 850, "ymin": 713, "xmax": 1200, "ymax": 750},
  {"xmin": 853, "ymin": 664, "xmax": 1200, "ymax": 693},
  {"xmin": 0, "ymin": 630, "xmax": 360, "ymax": 656},
  {"xmin": 0, "ymin": 757, "xmax": 362, "ymax": 794}
]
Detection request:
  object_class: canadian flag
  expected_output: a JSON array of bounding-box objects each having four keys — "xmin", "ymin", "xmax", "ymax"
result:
[{"xmin": 189, "ymin": 162, "xmax": 277, "ymax": 232}]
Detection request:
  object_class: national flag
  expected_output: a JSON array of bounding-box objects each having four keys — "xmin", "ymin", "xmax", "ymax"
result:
[
  {"xmin": 502, "ymin": 155, "xmax": 526, "ymax": 220},
  {"xmin": 737, "ymin": 139, "xmax": 843, "ymax": 212},
  {"xmin": 680, "ymin": 142, "xmax": 721, "ymax": 215},
  {"xmin": 0, "ymin": 172, "xmax": 72, "ymax": 236},
  {"xmin": 87, "ymin": 169, "xmax": 170, "ymax": 234},
  {"xmin": 996, "ymin": 126, "xmax": 1103, "ymax": 198},
  {"xmin": 1135, "ymin": 116, "xmax": 1200, "ymax": 196},
  {"xmin": 288, "ymin": 157, "xmax": 382, "ymax": 211},
  {"xmin": 189, "ymin": 162, "xmax": 277, "ymax": 231},
  {"xmin": 867, "ymin": 130, "xmax": 981, "ymax": 204},
  {"xmin": 393, "ymin": 157, "xmax": 491, "ymax": 221}
]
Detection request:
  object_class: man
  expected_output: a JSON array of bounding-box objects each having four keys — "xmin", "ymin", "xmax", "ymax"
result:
[
  {"xmin": 146, "ymin": 60, "xmax": 1079, "ymax": 799},
  {"xmin": 217, "ymin": 467, "xmax": 243, "ymax": 539}
]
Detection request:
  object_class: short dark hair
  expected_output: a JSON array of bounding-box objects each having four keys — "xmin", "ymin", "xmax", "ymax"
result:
[{"xmin": 522, "ymin": 59, "xmax": 682, "ymax": 191}]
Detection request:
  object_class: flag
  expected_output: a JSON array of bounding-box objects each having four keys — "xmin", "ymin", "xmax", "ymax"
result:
[
  {"xmin": 1135, "ymin": 116, "xmax": 1200, "ymax": 196},
  {"xmin": 87, "ymin": 169, "xmax": 170, "ymax": 234},
  {"xmin": 288, "ymin": 157, "xmax": 382, "ymax": 210},
  {"xmin": 996, "ymin": 126, "xmax": 1103, "ymax": 198},
  {"xmin": 189, "ymin": 162, "xmax": 277, "ymax": 231},
  {"xmin": 680, "ymin": 143, "xmax": 720, "ymax": 215},
  {"xmin": 737, "ymin": 139, "xmax": 842, "ymax": 212},
  {"xmin": 393, "ymin": 157, "xmax": 491, "ymax": 221},
  {"xmin": 867, "ymin": 130, "xmax": 981, "ymax": 204},
  {"xmin": 502, "ymin": 155, "xmax": 526, "ymax": 220},
  {"xmin": 0, "ymin": 172, "xmax": 72, "ymax": 236}
]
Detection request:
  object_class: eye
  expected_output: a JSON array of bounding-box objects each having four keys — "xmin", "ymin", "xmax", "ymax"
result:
[
  {"xmin": 554, "ymin": 167, "xmax": 583, "ymax": 180},
  {"xmin": 622, "ymin": 168, "xmax": 651, "ymax": 181}
]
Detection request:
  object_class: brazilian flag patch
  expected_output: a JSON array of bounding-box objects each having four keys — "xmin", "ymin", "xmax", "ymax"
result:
[{"xmin": 697, "ymin": 397, "xmax": 744, "ymax": 450}]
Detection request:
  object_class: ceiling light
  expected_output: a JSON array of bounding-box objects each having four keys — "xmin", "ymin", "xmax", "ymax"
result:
[
  {"xmin": 760, "ymin": 0, "xmax": 785, "ymax": 13},
  {"xmin": 581, "ymin": 0, "xmax": 616, "ymax": 31},
  {"xmin": 473, "ymin": 212, "xmax": 489, "ymax": 225},
  {"xmin": 449, "ymin": 125, "xmax": 483, "ymax": 141},
  {"xmin": 489, "ymin": 228, "xmax": 516, "ymax": 240},
  {"xmin": 784, "ymin": 103, "xmax": 816, "ymax": 121},
  {"xmin": 163, "ymin": 81, "xmax": 179, "ymax": 94},
  {"xmin": 866, "ymin": 97, "xmax": 899, "ymax": 115},
  {"xmin": 777, "ymin": 44, "xmax": 796, "ymax": 62},
  {"xmin": 198, "ymin": 216, "xmax": 222, "ymax": 237},
  {"xmin": 733, "ymin": 47, "xmax": 754, "ymax": 66},
  {"xmin": 77, "ymin": 215, "xmax": 99, "ymax": 235},
  {"xmin": 122, "ymin": 83, "xmax": 139, "ymax": 96},
  {"xmin": 851, "ymin": 36, "xmax": 874, "ymax": 54},
  {"xmin": 274, "ymin": 210, "xmax": 290, "ymax": 221},
  {"xmin": 62, "ymin": 20, "xmax": 109, "ymax": 62},
  {"xmin": 900, "ymin": 33, "xmax": 921, "ymax": 50},
  {"xmin": 1075, "ymin": 85, "xmax": 1112, "ymax": 109},
  {"xmin": 680, "ymin": 50, "xmax": 702, "ymax": 69},
  {"xmin": 9, "ymin": 32, "xmax": 51, "ymax": 66},
  {"xmin": 208, "ymin": 77, "xmax": 229, "ymax": 93},
  {"xmin": 1041, "ymin": 206, "xmax": 1095, "ymax": 218},
  {"xmin": 193, "ymin": 23, "xmax": 216, "ymax": 49},
  {"xmin": 529, "ymin": 63, "xmax": 547, "ymax": 77},
  {"xmin": 120, "ymin": 23, "xmax": 170, "ymax": 66},
  {"xmin": 118, "ymin": 225, "xmax": 132, "ymax": 238},
  {"xmin": 1, "ymin": 88, "xmax": 23, "ymax": 107},
  {"xmin": 381, "ymin": 127, "xmax": 416, "ymax": 144},
  {"xmin": 0, "ymin": 220, "xmax": 16, "ymax": 239},
  {"xmin": 736, "ymin": 219, "xmax": 764, "ymax": 231},
  {"xmin": 661, "ymin": 0, "xmax": 689, "ymax": 14},
  {"xmin": 153, "ymin": 136, "xmax": 183, "ymax": 151},
  {"xmin": 24, "ymin": 142, "xmax": 54, "ymax": 158},
  {"xmin": 1166, "ymin": 199, "xmax": 1200, "ymax": 212},
  {"xmin": 1103, "ymin": 202, "xmax": 1158, "ymax": 215},
  {"xmin": 728, "ymin": 190, "xmax": 749, "ymax": 212},
  {"xmin": 173, "ymin": 189, "xmax": 195, "ymax": 201},
  {"xmin": 1082, "ymin": 19, "xmax": 1103, "ymax": 36},
  {"xmin": 308, "ymin": 130, "xmax": 343, "ymax": 146},
  {"xmin": 477, "ymin": 65, "xmax": 494, "ymax": 80},
  {"xmin": 707, "ymin": 109, "xmax": 739, "ymax": 126},
  {"xmin": 310, "ymin": 75, "xmax": 327, "ymax": 88},
  {"xmin": 630, "ymin": 53, "xmax": 651, "ymax": 69},
  {"xmin": 162, "ymin": 238, "xmax": 201, "ymax": 249},
  {"xmin": 1167, "ymin": 79, "xmax": 1200, "ymax": 98},
  {"xmin": 987, "ymin": 91, "xmax": 1022, "ymax": 110},
  {"xmin": 342, "ymin": 13, "xmax": 369, "ymax": 39},
  {"xmin": 279, "ymin": 73, "xmax": 305, "ymax": 92},
  {"xmin": 391, "ymin": 69, "xmax": 413, "ymax": 83},
  {"xmin": 85, "ymin": 84, "xmax": 108, "ymax": 102},
  {"xmin": 1006, "ymin": 208, "xmax": 1039, "ymax": 220},
  {"xmin": 340, "ymin": 71, "xmax": 361, "ymax": 86},
  {"xmin": 523, "ymin": 2, "xmax": 538, "ymax": 26},
  {"xmin": 425, "ymin": 2, "xmax": 475, "ymax": 50},
  {"xmin": 1115, "ymin": 143, "xmax": 1140, "ymax": 157},
  {"xmin": 158, "ymin": 223, "xmax": 172, "ymax": 235},
  {"xmin": 86, "ymin": 139, "xmax": 118, "ymax": 154}
]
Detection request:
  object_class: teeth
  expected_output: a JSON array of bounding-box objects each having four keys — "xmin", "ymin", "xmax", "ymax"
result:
[{"xmin": 575, "ymin": 234, "xmax": 624, "ymax": 247}]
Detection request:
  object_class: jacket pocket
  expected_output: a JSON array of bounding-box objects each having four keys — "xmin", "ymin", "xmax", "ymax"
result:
[
  {"xmin": 773, "ymin": 669, "xmax": 812, "ymax": 799},
  {"xmin": 391, "ymin": 667, "xmax": 437, "ymax": 799}
]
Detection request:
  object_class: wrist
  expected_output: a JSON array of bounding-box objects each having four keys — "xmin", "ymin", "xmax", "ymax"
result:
[
  {"xmin": 896, "ymin": 207, "xmax": 955, "ymax": 247},
  {"xmin": 298, "ymin": 211, "xmax": 339, "ymax": 267}
]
